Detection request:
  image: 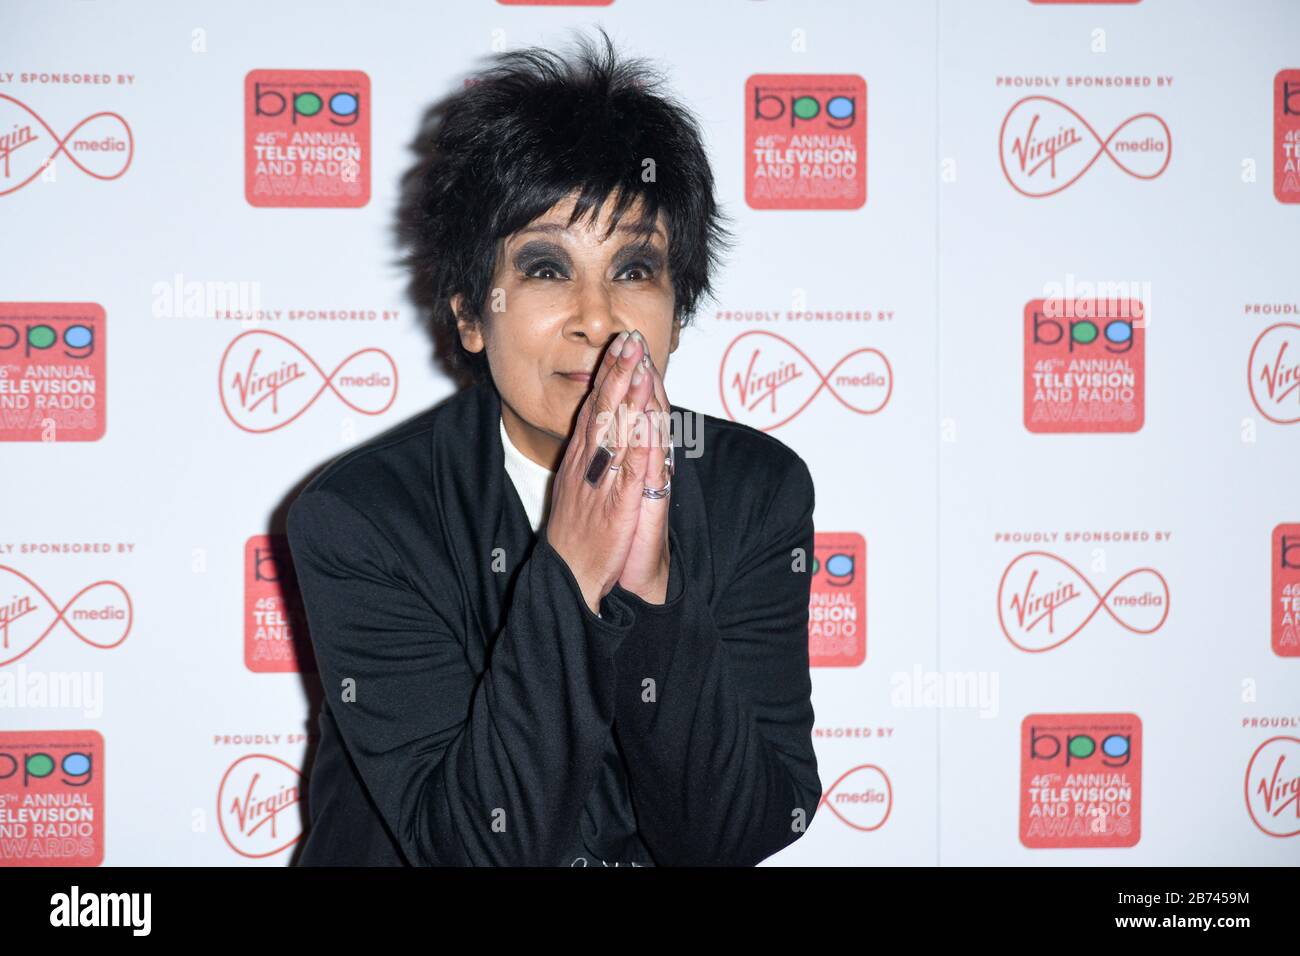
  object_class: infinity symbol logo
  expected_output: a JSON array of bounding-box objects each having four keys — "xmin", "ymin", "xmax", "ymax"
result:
[
  {"xmin": 218, "ymin": 329, "xmax": 398, "ymax": 433},
  {"xmin": 0, "ymin": 94, "xmax": 134, "ymax": 196},
  {"xmin": 1245, "ymin": 736, "xmax": 1300, "ymax": 837},
  {"xmin": 0, "ymin": 565, "xmax": 133, "ymax": 667},
  {"xmin": 1248, "ymin": 323, "xmax": 1300, "ymax": 424},
  {"xmin": 818, "ymin": 764, "xmax": 893, "ymax": 831},
  {"xmin": 999, "ymin": 96, "xmax": 1171, "ymax": 197},
  {"xmin": 997, "ymin": 550, "xmax": 1170, "ymax": 652},
  {"xmin": 218, "ymin": 754, "xmax": 303, "ymax": 858},
  {"xmin": 719, "ymin": 330, "xmax": 892, "ymax": 431}
]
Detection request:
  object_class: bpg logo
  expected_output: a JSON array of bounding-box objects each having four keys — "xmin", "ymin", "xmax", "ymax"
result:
[
  {"xmin": 244, "ymin": 534, "xmax": 314, "ymax": 673},
  {"xmin": 0, "ymin": 731, "xmax": 105, "ymax": 866},
  {"xmin": 1275, "ymin": 70, "xmax": 1300, "ymax": 203},
  {"xmin": 1029, "ymin": 305, "xmax": 1137, "ymax": 354},
  {"xmin": 1027, "ymin": 724, "xmax": 1133, "ymax": 768},
  {"xmin": 0, "ymin": 747, "xmax": 95, "ymax": 788},
  {"xmin": 809, "ymin": 532, "xmax": 866, "ymax": 668},
  {"xmin": 251, "ymin": 81, "xmax": 362, "ymax": 126},
  {"xmin": 244, "ymin": 69, "xmax": 370, "ymax": 208},
  {"xmin": 745, "ymin": 74, "xmax": 867, "ymax": 209},
  {"xmin": 1272, "ymin": 524, "xmax": 1300, "ymax": 657},
  {"xmin": 0, "ymin": 313, "xmax": 97, "ymax": 359},
  {"xmin": 1024, "ymin": 298, "xmax": 1145, "ymax": 433},
  {"xmin": 751, "ymin": 86, "xmax": 858, "ymax": 129},
  {"xmin": 1020, "ymin": 713, "xmax": 1141, "ymax": 848},
  {"xmin": 0, "ymin": 302, "xmax": 106, "ymax": 442}
]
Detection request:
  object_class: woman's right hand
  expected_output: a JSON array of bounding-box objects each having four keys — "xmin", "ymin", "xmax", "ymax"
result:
[{"xmin": 545, "ymin": 329, "xmax": 656, "ymax": 615}]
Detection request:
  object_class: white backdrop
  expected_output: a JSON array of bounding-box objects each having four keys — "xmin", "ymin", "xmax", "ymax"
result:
[{"xmin": 1, "ymin": 0, "xmax": 1297, "ymax": 866}]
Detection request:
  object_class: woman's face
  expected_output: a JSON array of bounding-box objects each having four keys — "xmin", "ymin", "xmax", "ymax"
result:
[{"xmin": 453, "ymin": 191, "xmax": 679, "ymax": 469}]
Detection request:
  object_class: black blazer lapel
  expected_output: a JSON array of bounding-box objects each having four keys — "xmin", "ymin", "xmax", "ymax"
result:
[{"xmin": 429, "ymin": 381, "xmax": 535, "ymax": 651}]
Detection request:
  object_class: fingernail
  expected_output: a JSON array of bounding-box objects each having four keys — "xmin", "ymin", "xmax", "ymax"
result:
[
  {"xmin": 639, "ymin": 353, "xmax": 649, "ymax": 369},
  {"xmin": 631, "ymin": 366, "xmax": 645, "ymax": 386},
  {"xmin": 610, "ymin": 331, "xmax": 629, "ymax": 358}
]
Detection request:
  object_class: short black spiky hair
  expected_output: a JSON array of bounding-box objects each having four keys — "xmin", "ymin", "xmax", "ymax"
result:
[{"xmin": 397, "ymin": 26, "xmax": 732, "ymax": 386}]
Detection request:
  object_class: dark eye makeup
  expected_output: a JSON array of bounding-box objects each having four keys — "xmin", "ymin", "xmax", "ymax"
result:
[
  {"xmin": 512, "ymin": 238, "xmax": 665, "ymax": 282},
  {"xmin": 613, "ymin": 243, "xmax": 664, "ymax": 281},
  {"xmin": 513, "ymin": 240, "xmax": 571, "ymax": 280}
]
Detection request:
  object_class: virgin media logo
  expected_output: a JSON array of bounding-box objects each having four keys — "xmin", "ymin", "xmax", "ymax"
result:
[
  {"xmin": 1248, "ymin": 323, "xmax": 1300, "ymax": 424},
  {"xmin": 0, "ymin": 567, "xmax": 132, "ymax": 668},
  {"xmin": 218, "ymin": 329, "xmax": 397, "ymax": 433},
  {"xmin": 718, "ymin": 330, "xmax": 891, "ymax": 431},
  {"xmin": 0, "ymin": 95, "xmax": 133, "ymax": 197},
  {"xmin": 217, "ymin": 754, "xmax": 302, "ymax": 858},
  {"xmin": 818, "ymin": 765, "xmax": 892, "ymax": 831},
  {"xmin": 1245, "ymin": 736, "xmax": 1300, "ymax": 837},
  {"xmin": 997, "ymin": 551, "xmax": 1169, "ymax": 652},
  {"xmin": 999, "ymin": 96, "xmax": 1170, "ymax": 197}
]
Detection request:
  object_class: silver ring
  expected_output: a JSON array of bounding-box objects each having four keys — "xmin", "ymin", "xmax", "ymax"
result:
[
  {"xmin": 641, "ymin": 451, "xmax": 673, "ymax": 499},
  {"xmin": 642, "ymin": 478, "xmax": 670, "ymax": 499}
]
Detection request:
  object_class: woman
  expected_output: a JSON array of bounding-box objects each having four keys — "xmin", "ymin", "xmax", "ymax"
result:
[{"xmin": 286, "ymin": 28, "xmax": 820, "ymax": 867}]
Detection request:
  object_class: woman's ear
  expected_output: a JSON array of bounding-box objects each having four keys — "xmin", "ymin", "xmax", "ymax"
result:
[
  {"xmin": 669, "ymin": 315, "xmax": 681, "ymax": 354},
  {"xmin": 451, "ymin": 293, "xmax": 485, "ymax": 353}
]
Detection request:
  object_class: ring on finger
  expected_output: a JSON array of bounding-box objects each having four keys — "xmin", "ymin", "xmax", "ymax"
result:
[
  {"xmin": 641, "ymin": 451, "xmax": 673, "ymax": 499},
  {"xmin": 583, "ymin": 443, "xmax": 617, "ymax": 486}
]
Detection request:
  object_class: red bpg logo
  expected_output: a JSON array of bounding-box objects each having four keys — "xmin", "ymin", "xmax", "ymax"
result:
[
  {"xmin": 245, "ymin": 69, "xmax": 370, "ymax": 208},
  {"xmin": 809, "ymin": 532, "xmax": 865, "ymax": 667},
  {"xmin": 745, "ymin": 74, "xmax": 866, "ymax": 210},
  {"xmin": 1272, "ymin": 524, "xmax": 1300, "ymax": 657},
  {"xmin": 0, "ymin": 731, "xmax": 105, "ymax": 867},
  {"xmin": 1020, "ymin": 713, "xmax": 1141, "ymax": 848},
  {"xmin": 0, "ymin": 302, "xmax": 106, "ymax": 442},
  {"xmin": 245, "ymin": 534, "xmax": 314, "ymax": 673},
  {"xmin": 1024, "ymin": 298, "xmax": 1144, "ymax": 433},
  {"xmin": 1275, "ymin": 70, "xmax": 1300, "ymax": 203}
]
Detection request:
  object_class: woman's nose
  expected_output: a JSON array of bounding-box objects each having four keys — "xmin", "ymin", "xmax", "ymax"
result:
[{"xmin": 571, "ymin": 278, "xmax": 625, "ymax": 344}]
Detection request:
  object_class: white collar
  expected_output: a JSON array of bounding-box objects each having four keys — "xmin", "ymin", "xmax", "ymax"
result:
[{"xmin": 499, "ymin": 415, "xmax": 555, "ymax": 531}]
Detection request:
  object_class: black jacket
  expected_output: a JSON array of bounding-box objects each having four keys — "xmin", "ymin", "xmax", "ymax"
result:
[{"xmin": 285, "ymin": 379, "xmax": 820, "ymax": 866}]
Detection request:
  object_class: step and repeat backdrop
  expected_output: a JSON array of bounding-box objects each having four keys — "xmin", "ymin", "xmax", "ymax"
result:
[{"xmin": 1, "ymin": 0, "xmax": 1297, "ymax": 866}]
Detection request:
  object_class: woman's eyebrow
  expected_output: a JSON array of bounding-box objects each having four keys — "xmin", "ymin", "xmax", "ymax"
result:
[
  {"xmin": 512, "ymin": 238, "xmax": 570, "ymax": 261},
  {"xmin": 614, "ymin": 240, "xmax": 665, "ymax": 264},
  {"xmin": 515, "ymin": 223, "xmax": 569, "ymax": 237},
  {"xmin": 515, "ymin": 221, "xmax": 667, "ymax": 243},
  {"xmin": 612, "ymin": 222, "xmax": 666, "ymax": 243}
]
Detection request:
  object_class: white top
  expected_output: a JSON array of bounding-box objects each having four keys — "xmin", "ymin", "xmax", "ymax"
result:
[{"xmin": 500, "ymin": 414, "xmax": 555, "ymax": 533}]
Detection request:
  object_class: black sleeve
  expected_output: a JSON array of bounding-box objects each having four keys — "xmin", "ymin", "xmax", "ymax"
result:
[
  {"xmin": 608, "ymin": 454, "xmax": 821, "ymax": 865},
  {"xmin": 286, "ymin": 486, "xmax": 635, "ymax": 866}
]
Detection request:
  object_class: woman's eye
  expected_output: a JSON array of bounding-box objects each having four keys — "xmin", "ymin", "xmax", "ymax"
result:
[
  {"xmin": 525, "ymin": 261, "xmax": 567, "ymax": 280},
  {"xmin": 618, "ymin": 262, "xmax": 655, "ymax": 281}
]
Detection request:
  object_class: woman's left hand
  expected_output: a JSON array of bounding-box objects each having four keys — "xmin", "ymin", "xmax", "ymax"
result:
[{"xmin": 616, "ymin": 337, "xmax": 673, "ymax": 605}]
